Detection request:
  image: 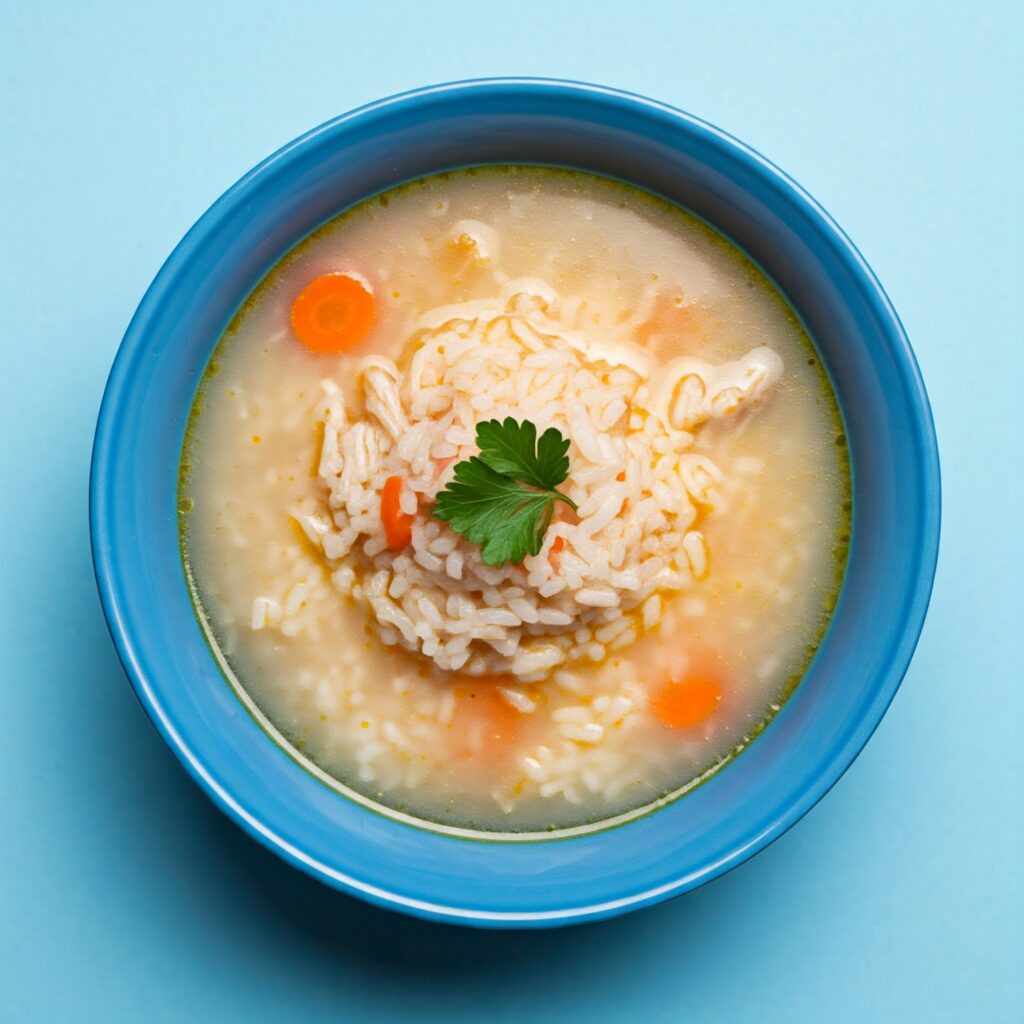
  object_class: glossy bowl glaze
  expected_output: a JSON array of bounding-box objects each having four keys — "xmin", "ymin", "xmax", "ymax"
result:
[{"xmin": 90, "ymin": 79, "xmax": 940, "ymax": 927}]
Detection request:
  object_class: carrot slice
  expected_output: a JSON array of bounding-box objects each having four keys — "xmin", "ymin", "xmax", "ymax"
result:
[
  {"xmin": 546, "ymin": 534, "xmax": 567, "ymax": 569},
  {"xmin": 451, "ymin": 678, "xmax": 523, "ymax": 764},
  {"xmin": 635, "ymin": 293, "xmax": 706, "ymax": 351},
  {"xmin": 290, "ymin": 272, "xmax": 374, "ymax": 353},
  {"xmin": 381, "ymin": 475, "xmax": 415, "ymax": 550},
  {"xmin": 651, "ymin": 674, "xmax": 723, "ymax": 729}
]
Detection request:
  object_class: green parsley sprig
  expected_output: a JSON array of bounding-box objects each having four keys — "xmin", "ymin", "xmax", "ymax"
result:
[{"xmin": 433, "ymin": 418, "xmax": 577, "ymax": 567}]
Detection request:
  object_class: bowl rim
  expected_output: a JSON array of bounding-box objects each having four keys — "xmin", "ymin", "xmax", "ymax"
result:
[{"xmin": 90, "ymin": 77, "xmax": 940, "ymax": 926}]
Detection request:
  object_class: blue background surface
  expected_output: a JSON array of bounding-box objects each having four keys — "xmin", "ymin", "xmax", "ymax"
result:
[{"xmin": 1, "ymin": 2, "xmax": 1021, "ymax": 1020}]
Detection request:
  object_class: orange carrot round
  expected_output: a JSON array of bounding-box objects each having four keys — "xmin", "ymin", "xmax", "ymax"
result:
[
  {"xmin": 651, "ymin": 674, "xmax": 723, "ymax": 729},
  {"xmin": 381, "ymin": 475, "xmax": 414, "ymax": 550},
  {"xmin": 290, "ymin": 272, "xmax": 375, "ymax": 353}
]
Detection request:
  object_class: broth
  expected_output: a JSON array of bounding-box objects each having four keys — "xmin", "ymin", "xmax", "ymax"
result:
[{"xmin": 181, "ymin": 167, "xmax": 849, "ymax": 833}]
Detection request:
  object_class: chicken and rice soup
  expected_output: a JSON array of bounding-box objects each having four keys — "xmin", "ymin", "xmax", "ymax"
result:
[{"xmin": 180, "ymin": 167, "xmax": 849, "ymax": 834}]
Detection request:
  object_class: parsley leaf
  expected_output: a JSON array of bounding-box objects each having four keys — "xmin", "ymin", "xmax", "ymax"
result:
[
  {"xmin": 433, "ymin": 419, "xmax": 577, "ymax": 566},
  {"xmin": 475, "ymin": 417, "xmax": 571, "ymax": 491}
]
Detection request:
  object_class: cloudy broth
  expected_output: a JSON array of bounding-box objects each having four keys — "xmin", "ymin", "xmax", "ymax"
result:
[{"xmin": 181, "ymin": 167, "xmax": 849, "ymax": 834}]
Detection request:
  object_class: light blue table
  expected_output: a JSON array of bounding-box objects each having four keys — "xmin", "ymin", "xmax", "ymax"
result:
[{"xmin": 2, "ymin": 3, "xmax": 1021, "ymax": 1021}]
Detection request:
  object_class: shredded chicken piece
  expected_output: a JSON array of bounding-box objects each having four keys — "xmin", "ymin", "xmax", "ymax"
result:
[
  {"xmin": 359, "ymin": 356, "xmax": 408, "ymax": 441},
  {"xmin": 651, "ymin": 347, "xmax": 784, "ymax": 431}
]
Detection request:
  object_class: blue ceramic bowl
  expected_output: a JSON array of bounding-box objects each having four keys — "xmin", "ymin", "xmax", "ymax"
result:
[{"xmin": 90, "ymin": 79, "xmax": 939, "ymax": 927}]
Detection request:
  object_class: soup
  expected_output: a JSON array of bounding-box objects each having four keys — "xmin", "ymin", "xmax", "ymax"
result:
[{"xmin": 180, "ymin": 167, "xmax": 849, "ymax": 834}]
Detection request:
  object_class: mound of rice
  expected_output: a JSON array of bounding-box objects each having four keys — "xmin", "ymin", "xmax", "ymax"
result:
[{"xmin": 289, "ymin": 279, "xmax": 781, "ymax": 681}]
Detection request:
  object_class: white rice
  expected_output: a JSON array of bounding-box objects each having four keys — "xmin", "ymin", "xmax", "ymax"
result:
[{"xmin": 303, "ymin": 278, "xmax": 763, "ymax": 679}]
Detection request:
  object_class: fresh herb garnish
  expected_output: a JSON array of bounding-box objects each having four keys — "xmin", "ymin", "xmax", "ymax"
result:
[{"xmin": 433, "ymin": 418, "xmax": 577, "ymax": 566}]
